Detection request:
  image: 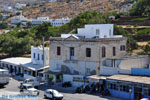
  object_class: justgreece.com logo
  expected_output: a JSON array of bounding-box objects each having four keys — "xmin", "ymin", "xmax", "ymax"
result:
[{"xmin": 2, "ymin": 94, "xmax": 38, "ymax": 99}]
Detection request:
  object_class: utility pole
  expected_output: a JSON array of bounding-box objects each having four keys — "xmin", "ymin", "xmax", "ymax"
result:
[
  {"xmin": 42, "ymin": 37, "xmax": 46, "ymax": 82},
  {"xmin": 43, "ymin": 37, "xmax": 45, "ymax": 67}
]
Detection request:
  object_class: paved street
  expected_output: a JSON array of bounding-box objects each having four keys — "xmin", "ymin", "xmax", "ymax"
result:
[{"xmin": 0, "ymin": 77, "xmax": 123, "ymax": 100}]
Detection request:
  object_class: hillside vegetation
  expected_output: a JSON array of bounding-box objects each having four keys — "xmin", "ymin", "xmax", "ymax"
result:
[
  {"xmin": 130, "ymin": 0, "xmax": 150, "ymax": 16},
  {"xmin": 0, "ymin": 11, "xmax": 137, "ymax": 56},
  {"xmin": 22, "ymin": 0, "xmax": 127, "ymax": 19}
]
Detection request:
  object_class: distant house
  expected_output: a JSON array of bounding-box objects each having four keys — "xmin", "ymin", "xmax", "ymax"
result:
[
  {"xmin": 2, "ymin": 6, "xmax": 13, "ymax": 12},
  {"xmin": 11, "ymin": 16, "xmax": 30, "ymax": 27},
  {"xmin": 15, "ymin": 3, "xmax": 26, "ymax": 9},
  {"xmin": 31, "ymin": 17, "xmax": 70, "ymax": 27},
  {"xmin": 50, "ymin": 0, "xmax": 57, "ymax": 2},
  {"xmin": 2, "ymin": 15, "xmax": 10, "ymax": 20}
]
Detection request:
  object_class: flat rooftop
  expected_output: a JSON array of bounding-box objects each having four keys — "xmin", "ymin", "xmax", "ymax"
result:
[
  {"xmin": 1, "ymin": 57, "xmax": 31, "ymax": 65},
  {"xmin": 0, "ymin": 57, "xmax": 49, "ymax": 71},
  {"xmin": 107, "ymin": 75, "xmax": 150, "ymax": 84}
]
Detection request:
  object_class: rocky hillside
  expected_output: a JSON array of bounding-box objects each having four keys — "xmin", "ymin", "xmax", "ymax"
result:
[{"xmin": 22, "ymin": 0, "xmax": 128, "ymax": 19}]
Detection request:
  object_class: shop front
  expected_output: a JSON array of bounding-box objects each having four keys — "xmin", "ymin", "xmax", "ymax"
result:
[{"xmin": 106, "ymin": 75, "xmax": 150, "ymax": 100}]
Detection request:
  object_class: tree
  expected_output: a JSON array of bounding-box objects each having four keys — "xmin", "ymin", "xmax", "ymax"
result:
[
  {"xmin": 143, "ymin": 44, "xmax": 150, "ymax": 55},
  {"xmin": 27, "ymin": 21, "xmax": 32, "ymax": 28},
  {"xmin": 16, "ymin": 22, "xmax": 21, "ymax": 27},
  {"xmin": 0, "ymin": 14, "xmax": 2, "ymax": 20},
  {"xmin": 130, "ymin": 0, "xmax": 150, "ymax": 16},
  {"xmin": 0, "ymin": 22, "xmax": 8, "ymax": 29},
  {"xmin": 34, "ymin": 22, "xmax": 52, "ymax": 40},
  {"xmin": 114, "ymin": 25, "xmax": 138, "ymax": 50}
]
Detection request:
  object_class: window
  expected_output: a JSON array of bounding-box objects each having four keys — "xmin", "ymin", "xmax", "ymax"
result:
[
  {"xmin": 113, "ymin": 47, "xmax": 116, "ymax": 56},
  {"xmin": 38, "ymin": 54, "xmax": 40, "ymax": 60},
  {"xmin": 120, "ymin": 45, "xmax": 126, "ymax": 51},
  {"xmin": 120, "ymin": 85, "xmax": 129, "ymax": 92},
  {"xmin": 70, "ymin": 47, "xmax": 74, "ymax": 56},
  {"xmin": 107, "ymin": 82, "xmax": 118, "ymax": 90},
  {"xmin": 86, "ymin": 68, "xmax": 90, "ymax": 75},
  {"xmin": 57, "ymin": 47, "xmax": 61, "ymax": 55},
  {"xmin": 86, "ymin": 48, "xmax": 91, "ymax": 57},
  {"xmin": 33, "ymin": 53, "xmax": 35, "ymax": 58},
  {"xmin": 102, "ymin": 47, "xmax": 106, "ymax": 57},
  {"xmin": 109, "ymin": 29, "xmax": 111, "ymax": 36},
  {"xmin": 42, "ymin": 54, "xmax": 44, "ymax": 60},
  {"xmin": 96, "ymin": 29, "xmax": 100, "ymax": 35},
  {"xmin": 70, "ymin": 47, "xmax": 74, "ymax": 60},
  {"xmin": 144, "ymin": 85, "xmax": 150, "ymax": 96}
]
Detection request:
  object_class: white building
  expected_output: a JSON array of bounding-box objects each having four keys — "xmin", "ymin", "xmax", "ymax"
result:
[
  {"xmin": 47, "ymin": 24, "xmax": 127, "ymax": 86},
  {"xmin": 11, "ymin": 16, "xmax": 30, "ymax": 26},
  {"xmin": 77, "ymin": 24, "xmax": 122, "ymax": 38},
  {"xmin": 2, "ymin": 15, "xmax": 10, "ymax": 20},
  {"xmin": 15, "ymin": 3, "xmax": 26, "ymax": 9},
  {"xmin": 31, "ymin": 46, "xmax": 49, "ymax": 66},
  {"xmin": 13, "ymin": 10, "xmax": 22, "ymax": 16},
  {"xmin": 32, "ymin": 17, "xmax": 70, "ymax": 27},
  {"xmin": 50, "ymin": 0, "xmax": 57, "ymax": 2},
  {"xmin": 0, "ymin": 46, "xmax": 49, "ymax": 80},
  {"xmin": 2, "ymin": 6, "xmax": 13, "ymax": 12}
]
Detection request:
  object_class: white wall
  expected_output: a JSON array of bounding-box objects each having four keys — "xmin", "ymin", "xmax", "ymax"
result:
[
  {"xmin": 31, "ymin": 46, "xmax": 49, "ymax": 66},
  {"xmin": 77, "ymin": 24, "xmax": 114, "ymax": 38},
  {"xmin": 50, "ymin": 0, "xmax": 57, "ymax": 2},
  {"xmin": 100, "ymin": 55, "xmax": 150, "ymax": 75},
  {"xmin": 63, "ymin": 74, "xmax": 85, "ymax": 87},
  {"xmin": 119, "ymin": 56, "xmax": 150, "ymax": 70},
  {"xmin": 11, "ymin": 16, "xmax": 28, "ymax": 25},
  {"xmin": 2, "ymin": 6, "xmax": 13, "ymax": 12},
  {"xmin": 50, "ymin": 59, "xmax": 97, "ymax": 76},
  {"xmin": 32, "ymin": 17, "xmax": 70, "ymax": 27},
  {"xmin": 100, "ymin": 65, "xmax": 119, "ymax": 75}
]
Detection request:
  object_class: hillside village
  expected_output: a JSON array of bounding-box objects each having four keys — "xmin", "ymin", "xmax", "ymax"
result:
[{"xmin": 1, "ymin": 0, "xmax": 150, "ymax": 100}]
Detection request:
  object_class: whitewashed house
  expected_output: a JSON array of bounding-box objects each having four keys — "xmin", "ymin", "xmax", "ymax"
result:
[
  {"xmin": 47, "ymin": 24, "xmax": 127, "ymax": 86},
  {"xmin": 0, "ymin": 46, "xmax": 49, "ymax": 80},
  {"xmin": 77, "ymin": 24, "xmax": 122, "ymax": 38},
  {"xmin": 15, "ymin": 3, "xmax": 26, "ymax": 9},
  {"xmin": 50, "ymin": 0, "xmax": 57, "ymax": 2},
  {"xmin": 31, "ymin": 46, "xmax": 49, "ymax": 66},
  {"xmin": 2, "ymin": 6, "xmax": 13, "ymax": 12}
]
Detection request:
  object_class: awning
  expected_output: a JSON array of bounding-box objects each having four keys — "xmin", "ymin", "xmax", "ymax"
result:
[{"xmin": 88, "ymin": 75, "xmax": 107, "ymax": 80}]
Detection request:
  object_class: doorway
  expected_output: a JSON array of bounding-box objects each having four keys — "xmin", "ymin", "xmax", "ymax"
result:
[{"xmin": 134, "ymin": 85, "xmax": 142, "ymax": 100}]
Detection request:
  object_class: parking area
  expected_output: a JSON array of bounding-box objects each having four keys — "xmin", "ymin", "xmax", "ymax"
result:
[{"xmin": 0, "ymin": 77, "xmax": 123, "ymax": 100}]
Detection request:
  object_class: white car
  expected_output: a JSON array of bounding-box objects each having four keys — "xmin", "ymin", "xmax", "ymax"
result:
[
  {"xmin": 20, "ymin": 83, "xmax": 40, "ymax": 96},
  {"xmin": 44, "ymin": 89, "xmax": 63, "ymax": 100},
  {"xmin": 140, "ymin": 98, "xmax": 149, "ymax": 100},
  {"xmin": 21, "ymin": 78, "xmax": 40, "ymax": 88}
]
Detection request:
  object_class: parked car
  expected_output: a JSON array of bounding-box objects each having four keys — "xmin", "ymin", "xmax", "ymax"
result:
[
  {"xmin": 0, "ymin": 69, "xmax": 9, "ymax": 87},
  {"xmin": 20, "ymin": 78, "xmax": 40, "ymax": 88},
  {"xmin": 44, "ymin": 89, "xmax": 63, "ymax": 100},
  {"xmin": 20, "ymin": 83, "xmax": 40, "ymax": 96},
  {"xmin": 140, "ymin": 98, "xmax": 149, "ymax": 100}
]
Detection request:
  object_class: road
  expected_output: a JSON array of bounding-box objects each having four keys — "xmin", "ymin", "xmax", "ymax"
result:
[{"xmin": 0, "ymin": 76, "xmax": 123, "ymax": 100}]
